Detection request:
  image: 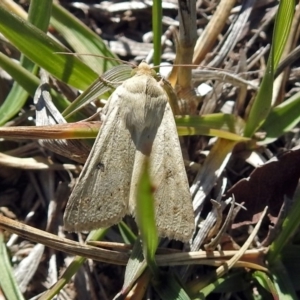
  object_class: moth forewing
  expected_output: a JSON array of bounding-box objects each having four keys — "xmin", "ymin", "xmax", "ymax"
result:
[
  {"xmin": 63, "ymin": 88, "xmax": 135, "ymax": 231},
  {"xmin": 129, "ymin": 101, "xmax": 195, "ymax": 242},
  {"xmin": 153, "ymin": 103, "xmax": 194, "ymax": 241}
]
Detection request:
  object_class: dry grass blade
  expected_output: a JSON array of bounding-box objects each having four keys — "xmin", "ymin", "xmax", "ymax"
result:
[
  {"xmin": 0, "ymin": 122, "xmax": 100, "ymax": 139},
  {"xmin": 215, "ymin": 206, "xmax": 268, "ymax": 277},
  {"xmin": 0, "ymin": 215, "xmax": 268, "ymax": 270},
  {"xmin": 208, "ymin": 0, "xmax": 256, "ymax": 68},
  {"xmin": 193, "ymin": 0, "xmax": 237, "ymax": 65},
  {"xmin": 192, "ymin": 69, "xmax": 258, "ymax": 90},
  {"xmin": 0, "ymin": 215, "xmax": 129, "ymax": 265},
  {"xmin": 0, "ymin": 152, "xmax": 79, "ymax": 170},
  {"xmin": 188, "ymin": 206, "xmax": 269, "ymax": 293},
  {"xmin": 272, "ymin": 3, "xmax": 300, "ymax": 105}
]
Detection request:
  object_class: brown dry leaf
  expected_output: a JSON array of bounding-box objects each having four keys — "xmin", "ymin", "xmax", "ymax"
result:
[{"xmin": 224, "ymin": 147, "xmax": 300, "ymax": 228}]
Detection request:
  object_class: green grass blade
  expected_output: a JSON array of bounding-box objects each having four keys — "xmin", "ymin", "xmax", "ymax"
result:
[
  {"xmin": 135, "ymin": 158, "xmax": 159, "ymax": 275},
  {"xmin": 269, "ymin": 261, "xmax": 297, "ymax": 300},
  {"xmin": 0, "ymin": 0, "xmax": 52, "ymax": 125},
  {"xmin": 153, "ymin": 273, "xmax": 191, "ymax": 300},
  {"xmin": 28, "ymin": 0, "xmax": 52, "ymax": 31},
  {"xmin": 39, "ymin": 255, "xmax": 87, "ymax": 300},
  {"xmin": 244, "ymin": 0, "xmax": 294, "ymax": 137},
  {"xmin": 134, "ymin": 159, "xmax": 193, "ymax": 299},
  {"xmin": 0, "ymin": 5, "xmax": 98, "ymax": 90},
  {"xmin": 252, "ymin": 271, "xmax": 278, "ymax": 298},
  {"xmin": 198, "ymin": 271, "xmax": 248, "ymax": 297},
  {"xmin": 268, "ymin": 193, "xmax": 300, "ymax": 264},
  {"xmin": 260, "ymin": 91, "xmax": 300, "ymax": 143},
  {"xmin": 51, "ymin": 3, "xmax": 119, "ymax": 73},
  {"xmin": 272, "ymin": 0, "xmax": 295, "ymax": 68},
  {"xmin": 0, "ymin": 82, "xmax": 32, "ymax": 126},
  {"xmin": 122, "ymin": 241, "xmax": 148, "ymax": 295},
  {"xmin": 281, "ymin": 245, "xmax": 300, "ymax": 290},
  {"xmin": 118, "ymin": 221, "xmax": 137, "ymax": 245},
  {"xmin": 176, "ymin": 114, "xmax": 248, "ymax": 140},
  {"xmin": 0, "ymin": 52, "xmax": 75, "ymax": 119},
  {"xmin": 0, "ymin": 233, "xmax": 25, "ymax": 300},
  {"xmin": 152, "ymin": 0, "xmax": 162, "ymax": 66},
  {"xmin": 39, "ymin": 228, "xmax": 107, "ymax": 300},
  {"xmin": 0, "ymin": 52, "xmax": 41, "ymax": 95},
  {"xmin": 0, "ymin": 51, "xmax": 41, "ymax": 124}
]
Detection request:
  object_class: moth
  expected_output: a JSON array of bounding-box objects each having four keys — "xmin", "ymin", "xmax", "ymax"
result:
[{"xmin": 63, "ymin": 62, "xmax": 195, "ymax": 242}]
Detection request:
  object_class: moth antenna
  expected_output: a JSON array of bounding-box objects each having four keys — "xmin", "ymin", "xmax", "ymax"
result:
[{"xmin": 54, "ymin": 52, "xmax": 137, "ymax": 67}]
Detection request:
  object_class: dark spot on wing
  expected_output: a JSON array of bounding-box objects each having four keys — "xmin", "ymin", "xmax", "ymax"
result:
[
  {"xmin": 96, "ymin": 162, "xmax": 105, "ymax": 171},
  {"xmin": 165, "ymin": 169, "xmax": 173, "ymax": 179},
  {"xmin": 173, "ymin": 206, "xmax": 179, "ymax": 214}
]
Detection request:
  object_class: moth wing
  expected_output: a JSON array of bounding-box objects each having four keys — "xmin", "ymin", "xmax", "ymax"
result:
[
  {"xmin": 64, "ymin": 87, "xmax": 135, "ymax": 231},
  {"xmin": 149, "ymin": 103, "xmax": 195, "ymax": 242}
]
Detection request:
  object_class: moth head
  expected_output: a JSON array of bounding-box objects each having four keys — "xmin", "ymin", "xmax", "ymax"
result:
[{"xmin": 132, "ymin": 61, "xmax": 157, "ymax": 79}]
